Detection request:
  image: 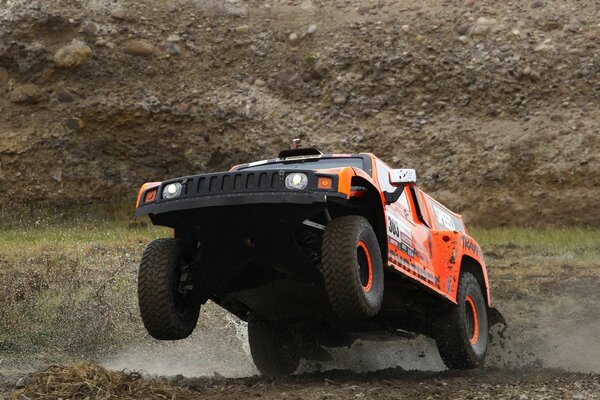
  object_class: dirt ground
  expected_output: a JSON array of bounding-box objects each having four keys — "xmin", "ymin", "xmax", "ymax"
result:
[
  {"xmin": 1, "ymin": 226, "xmax": 599, "ymax": 399},
  {"xmin": 2, "ymin": 364, "xmax": 600, "ymax": 400}
]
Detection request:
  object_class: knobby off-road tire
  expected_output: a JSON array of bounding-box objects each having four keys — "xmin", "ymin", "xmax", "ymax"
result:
[
  {"xmin": 247, "ymin": 315, "xmax": 301, "ymax": 376},
  {"xmin": 434, "ymin": 272, "xmax": 488, "ymax": 369},
  {"xmin": 322, "ymin": 215, "xmax": 384, "ymax": 320},
  {"xmin": 138, "ymin": 238, "xmax": 200, "ymax": 340}
]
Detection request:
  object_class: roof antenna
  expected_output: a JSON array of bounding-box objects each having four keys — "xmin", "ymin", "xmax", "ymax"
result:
[{"xmin": 292, "ymin": 138, "xmax": 302, "ymax": 149}]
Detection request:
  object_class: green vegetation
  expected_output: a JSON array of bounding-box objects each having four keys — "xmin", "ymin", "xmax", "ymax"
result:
[{"xmin": 471, "ymin": 227, "xmax": 600, "ymax": 270}]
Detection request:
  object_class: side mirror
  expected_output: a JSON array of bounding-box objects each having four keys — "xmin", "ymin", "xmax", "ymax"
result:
[{"xmin": 389, "ymin": 169, "xmax": 416, "ymax": 184}]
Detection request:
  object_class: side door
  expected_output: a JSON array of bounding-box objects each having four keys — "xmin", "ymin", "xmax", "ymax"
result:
[{"xmin": 375, "ymin": 161, "xmax": 441, "ymax": 292}]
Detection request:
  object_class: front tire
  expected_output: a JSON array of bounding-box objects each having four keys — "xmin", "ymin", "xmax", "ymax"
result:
[
  {"xmin": 322, "ymin": 215, "xmax": 384, "ymax": 320},
  {"xmin": 434, "ymin": 272, "xmax": 488, "ymax": 369},
  {"xmin": 247, "ymin": 316, "xmax": 301, "ymax": 376},
  {"xmin": 138, "ymin": 238, "xmax": 201, "ymax": 340}
]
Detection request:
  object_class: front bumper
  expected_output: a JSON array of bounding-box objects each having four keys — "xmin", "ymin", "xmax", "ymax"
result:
[{"xmin": 135, "ymin": 169, "xmax": 343, "ymax": 218}]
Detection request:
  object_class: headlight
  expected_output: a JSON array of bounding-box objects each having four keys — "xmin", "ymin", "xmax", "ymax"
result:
[
  {"xmin": 285, "ymin": 173, "xmax": 308, "ymax": 190},
  {"xmin": 162, "ymin": 182, "xmax": 182, "ymax": 199}
]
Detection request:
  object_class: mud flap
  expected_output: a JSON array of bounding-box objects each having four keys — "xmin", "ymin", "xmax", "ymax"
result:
[{"xmin": 488, "ymin": 307, "xmax": 507, "ymax": 335}]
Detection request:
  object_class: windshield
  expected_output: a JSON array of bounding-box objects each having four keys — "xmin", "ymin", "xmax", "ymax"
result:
[{"xmin": 241, "ymin": 157, "xmax": 365, "ymax": 171}]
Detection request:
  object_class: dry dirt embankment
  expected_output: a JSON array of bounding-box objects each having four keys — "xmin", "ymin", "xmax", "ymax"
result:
[{"xmin": 0, "ymin": 0, "xmax": 599, "ymax": 226}]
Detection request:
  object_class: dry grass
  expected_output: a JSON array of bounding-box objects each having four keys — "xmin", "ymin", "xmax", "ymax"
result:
[{"xmin": 12, "ymin": 364, "xmax": 192, "ymax": 400}]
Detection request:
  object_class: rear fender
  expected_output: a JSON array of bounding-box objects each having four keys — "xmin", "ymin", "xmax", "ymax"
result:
[{"xmin": 429, "ymin": 231, "xmax": 491, "ymax": 306}]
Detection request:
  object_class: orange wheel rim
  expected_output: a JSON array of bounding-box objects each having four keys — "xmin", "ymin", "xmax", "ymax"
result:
[
  {"xmin": 357, "ymin": 240, "xmax": 373, "ymax": 293},
  {"xmin": 465, "ymin": 295, "xmax": 479, "ymax": 344}
]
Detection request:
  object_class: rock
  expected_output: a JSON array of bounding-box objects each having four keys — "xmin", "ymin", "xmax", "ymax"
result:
[
  {"xmin": 121, "ymin": 40, "xmax": 155, "ymax": 57},
  {"xmin": 54, "ymin": 40, "xmax": 92, "ymax": 69},
  {"xmin": 51, "ymin": 169, "xmax": 62, "ymax": 182},
  {"xmin": 333, "ymin": 94, "xmax": 347, "ymax": 105},
  {"xmin": 82, "ymin": 21, "xmax": 98, "ymax": 35},
  {"xmin": 307, "ymin": 24, "xmax": 318, "ymax": 35},
  {"xmin": 288, "ymin": 32, "xmax": 300, "ymax": 46},
  {"xmin": 235, "ymin": 25, "xmax": 250, "ymax": 34},
  {"xmin": 530, "ymin": 0, "xmax": 544, "ymax": 8},
  {"xmin": 470, "ymin": 17, "xmax": 497, "ymax": 36},
  {"xmin": 9, "ymin": 84, "xmax": 46, "ymax": 104},
  {"xmin": 523, "ymin": 67, "xmax": 541, "ymax": 81},
  {"xmin": 463, "ymin": 0, "xmax": 476, "ymax": 6},
  {"xmin": 457, "ymin": 35, "xmax": 468, "ymax": 43},
  {"xmin": 253, "ymin": 78, "xmax": 266, "ymax": 87},
  {"xmin": 15, "ymin": 377, "xmax": 26, "ymax": 389},
  {"xmin": 166, "ymin": 34, "xmax": 181, "ymax": 42},
  {"xmin": 110, "ymin": 7, "xmax": 128, "ymax": 20},
  {"xmin": 300, "ymin": 0, "xmax": 314, "ymax": 10},
  {"xmin": 166, "ymin": 43, "xmax": 181, "ymax": 55},
  {"xmin": 357, "ymin": 4, "xmax": 372, "ymax": 15},
  {"xmin": 401, "ymin": 24, "xmax": 410, "ymax": 33},
  {"xmin": 456, "ymin": 23, "xmax": 470, "ymax": 35},
  {"xmin": 534, "ymin": 41, "xmax": 554, "ymax": 52},
  {"xmin": 66, "ymin": 117, "xmax": 85, "ymax": 131},
  {"xmin": 57, "ymin": 90, "xmax": 75, "ymax": 102},
  {"xmin": 223, "ymin": 3, "xmax": 248, "ymax": 18}
]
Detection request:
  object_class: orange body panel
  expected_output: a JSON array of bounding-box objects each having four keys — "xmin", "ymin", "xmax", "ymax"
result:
[{"xmin": 136, "ymin": 182, "xmax": 161, "ymax": 208}]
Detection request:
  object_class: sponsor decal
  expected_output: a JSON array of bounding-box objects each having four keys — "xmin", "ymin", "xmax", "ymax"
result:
[
  {"xmin": 277, "ymin": 154, "xmax": 322, "ymax": 161},
  {"xmin": 462, "ymin": 236, "xmax": 482, "ymax": 258},
  {"xmin": 388, "ymin": 248, "xmax": 441, "ymax": 288},
  {"xmin": 433, "ymin": 204, "xmax": 456, "ymax": 231},
  {"xmin": 387, "ymin": 213, "xmax": 415, "ymax": 257}
]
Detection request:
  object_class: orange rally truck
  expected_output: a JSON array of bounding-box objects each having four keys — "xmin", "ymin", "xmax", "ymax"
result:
[{"xmin": 135, "ymin": 144, "xmax": 505, "ymax": 375}]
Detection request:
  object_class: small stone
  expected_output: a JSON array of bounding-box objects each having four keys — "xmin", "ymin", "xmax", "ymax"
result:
[
  {"xmin": 51, "ymin": 169, "xmax": 62, "ymax": 182},
  {"xmin": 54, "ymin": 40, "xmax": 92, "ymax": 69},
  {"xmin": 307, "ymin": 24, "xmax": 318, "ymax": 35},
  {"xmin": 288, "ymin": 32, "xmax": 300, "ymax": 45},
  {"xmin": 463, "ymin": 0, "xmax": 475, "ymax": 6},
  {"xmin": 470, "ymin": 17, "xmax": 497, "ymax": 36},
  {"xmin": 15, "ymin": 377, "xmax": 26, "ymax": 389},
  {"xmin": 357, "ymin": 4, "xmax": 371, "ymax": 15},
  {"xmin": 122, "ymin": 40, "xmax": 155, "ymax": 57},
  {"xmin": 415, "ymin": 34, "xmax": 425, "ymax": 41},
  {"xmin": 235, "ymin": 25, "xmax": 250, "ymax": 34},
  {"xmin": 166, "ymin": 34, "xmax": 181, "ymax": 42},
  {"xmin": 519, "ymin": 395, "xmax": 528, "ymax": 400},
  {"xmin": 458, "ymin": 35, "xmax": 468, "ymax": 43},
  {"xmin": 530, "ymin": 0, "xmax": 543, "ymax": 8},
  {"xmin": 534, "ymin": 42, "xmax": 554, "ymax": 52},
  {"xmin": 401, "ymin": 24, "xmax": 410, "ymax": 33},
  {"xmin": 82, "ymin": 22, "xmax": 98, "ymax": 35},
  {"xmin": 57, "ymin": 90, "xmax": 75, "ymax": 102},
  {"xmin": 9, "ymin": 83, "xmax": 46, "ymax": 104},
  {"xmin": 333, "ymin": 94, "xmax": 347, "ymax": 105},
  {"xmin": 110, "ymin": 7, "xmax": 128, "ymax": 20},
  {"xmin": 167, "ymin": 43, "xmax": 181, "ymax": 55},
  {"xmin": 66, "ymin": 117, "xmax": 85, "ymax": 131},
  {"xmin": 456, "ymin": 23, "xmax": 470, "ymax": 35},
  {"xmin": 253, "ymin": 78, "xmax": 266, "ymax": 87},
  {"xmin": 300, "ymin": 0, "xmax": 314, "ymax": 10}
]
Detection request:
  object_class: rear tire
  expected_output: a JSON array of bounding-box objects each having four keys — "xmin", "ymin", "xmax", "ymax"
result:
[
  {"xmin": 247, "ymin": 316, "xmax": 301, "ymax": 376},
  {"xmin": 434, "ymin": 272, "xmax": 488, "ymax": 369},
  {"xmin": 322, "ymin": 215, "xmax": 384, "ymax": 320},
  {"xmin": 138, "ymin": 238, "xmax": 201, "ymax": 340}
]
